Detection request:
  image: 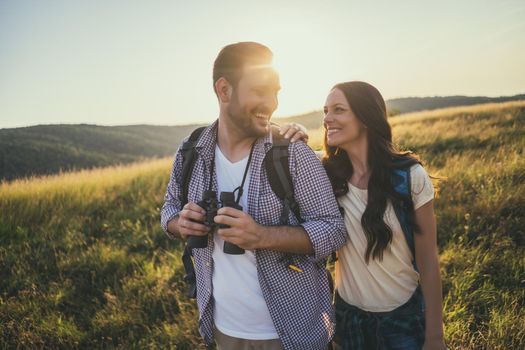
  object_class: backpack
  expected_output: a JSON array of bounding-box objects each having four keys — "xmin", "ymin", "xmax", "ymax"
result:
[
  {"xmin": 391, "ymin": 161, "xmax": 425, "ymax": 308},
  {"xmin": 391, "ymin": 163, "xmax": 417, "ymax": 262},
  {"xmin": 179, "ymin": 125, "xmax": 302, "ymax": 298}
]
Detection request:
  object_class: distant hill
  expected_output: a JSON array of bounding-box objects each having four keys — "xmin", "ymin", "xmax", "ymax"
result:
[
  {"xmin": 386, "ymin": 94, "xmax": 525, "ymax": 114},
  {"xmin": 2, "ymin": 95, "xmax": 524, "ymax": 181},
  {"xmin": 273, "ymin": 94, "xmax": 525, "ymax": 129},
  {"xmin": 273, "ymin": 111, "xmax": 324, "ymax": 130},
  {"xmin": 0, "ymin": 124, "xmax": 203, "ymax": 181}
]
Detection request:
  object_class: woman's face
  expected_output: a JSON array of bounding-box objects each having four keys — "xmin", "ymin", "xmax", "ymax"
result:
[{"xmin": 323, "ymin": 88, "xmax": 367, "ymax": 148}]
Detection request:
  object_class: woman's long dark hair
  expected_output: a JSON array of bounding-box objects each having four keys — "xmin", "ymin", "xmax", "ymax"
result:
[{"xmin": 322, "ymin": 81, "xmax": 420, "ymax": 263}]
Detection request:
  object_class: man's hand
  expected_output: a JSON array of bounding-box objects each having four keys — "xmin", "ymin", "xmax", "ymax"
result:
[
  {"xmin": 214, "ymin": 207, "xmax": 265, "ymax": 250},
  {"xmin": 176, "ymin": 202, "xmax": 210, "ymax": 239}
]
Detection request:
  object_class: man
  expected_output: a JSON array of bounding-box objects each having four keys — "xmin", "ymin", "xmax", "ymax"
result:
[{"xmin": 161, "ymin": 42, "xmax": 347, "ymax": 350}]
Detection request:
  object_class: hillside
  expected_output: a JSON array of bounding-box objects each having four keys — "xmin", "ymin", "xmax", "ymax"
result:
[
  {"xmin": 1, "ymin": 101, "xmax": 523, "ymax": 349},
  {"xmin": 0, "ymin": 124, "xmax": 202, "ymax": 181},
  {"xmin": 274, "ymin": 96, "xmax": 525, "ymax": 130},
  {"xmin": 0, "ymin": 117, "xmax": 326, "ymax": 181},
  {"xmin": 2, "ymin": 95, "xmax": 523, "ymax": 182},
  {"xmin": 386, "ymin": 94, "xmax": 525, "ymax": 114},
  {"xmin": 273, "ymin": 110, "xmax": 324, "ymax": 130}
]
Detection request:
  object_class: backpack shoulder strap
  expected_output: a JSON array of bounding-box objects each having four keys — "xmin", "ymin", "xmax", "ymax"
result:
[
  {"xmin": 264, "ymin": 128, "xmax": 303, "ymax": 224},
  {"xmin": 391, "ymin": 164, "xmax": 416, "ymax": 261},
  {"xmin": 179, "ymin": 126, "xmax": 206, "ymax": 300},
  {"xmin": 180, "ymin": 126, "xmax": 206, "ymax": 207}
]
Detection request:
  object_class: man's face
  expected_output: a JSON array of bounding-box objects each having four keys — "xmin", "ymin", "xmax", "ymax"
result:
[{"xmin": 227, "ymin": 65, "xmax": 280, "ymax": 137}]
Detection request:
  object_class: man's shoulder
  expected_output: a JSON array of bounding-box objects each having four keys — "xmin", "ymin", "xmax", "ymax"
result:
[
  {"xmin": 177, "ymin": 123, "xmax": 217, "ymax": 152},
  {"xmin": 287, "ymin": 140, "xmax": 318, "ymax": 160},
  {"xmin": 186, "ymin": 123, "xmax": 216, "ymax": 142},
  {"xmin": 265, "ymin": 133, "xmax": 318, "ymax": 166}
]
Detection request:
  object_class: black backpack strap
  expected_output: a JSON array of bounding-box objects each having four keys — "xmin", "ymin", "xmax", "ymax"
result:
[
  {"xmin": 179, "ymin": 126, "xmax": 206, "ymax": 299},
  {"xmin": 180, "ymin": 126, "xmax": 206, "ymax": 207},
  {"xmin": 265, "ymin": 129, "xmax": 337, "ymax": 295},
  {"xmin": 264, "ymin": 130, "xmax": 303, "ymax": 225},
  {"xmin": 182, "ymin": 245, "xmax": 197, "ymax": 298}
]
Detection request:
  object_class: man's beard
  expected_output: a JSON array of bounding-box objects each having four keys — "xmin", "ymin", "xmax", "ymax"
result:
[{"xmin": 227, "ymin": 93, "xmax": 269, "ymax": 138}]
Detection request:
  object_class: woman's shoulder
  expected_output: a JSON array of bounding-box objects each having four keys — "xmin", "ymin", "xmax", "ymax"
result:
[
  {"xmin": 391, "ymin": 159, "xmax": 428, "ymax": 182},
  {"xmin": 409, "ymin": 163, "xmax": 428, "ymax": 179},
  {"xmin": 408, "ymin": 163, "xmax": 434, "ymax": 208}
]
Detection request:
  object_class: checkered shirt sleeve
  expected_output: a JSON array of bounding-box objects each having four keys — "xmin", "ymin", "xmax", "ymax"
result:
[
  {"xmin": 291, "ymin": 141, "xmax": 348, "ymax": 260},
  {"xmin": 160, "ymin": 141, "xmax": 186, "ymax": 238}
]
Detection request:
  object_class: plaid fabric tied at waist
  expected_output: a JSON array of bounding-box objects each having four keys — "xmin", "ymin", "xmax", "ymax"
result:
[{"xmin": 334, "ymin": 290, "xmax": 425, "ymax": 350}]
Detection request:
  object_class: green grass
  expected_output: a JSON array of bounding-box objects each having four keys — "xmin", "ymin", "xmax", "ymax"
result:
[
  {"xmin": 1, "ymin": 101, "xmax": 524, "ymax": 349},
  {"xmin": 0, "ymin": 159, "xmax": 203, "ymax": 349},
  {"xmin": 401, "ymin": 103, "xmax": 525, "ymax": 350}
]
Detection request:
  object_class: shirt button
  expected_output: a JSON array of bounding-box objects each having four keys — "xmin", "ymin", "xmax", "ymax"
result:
[
  {"xmin": 207, "ymin": 288, "xmax": 211, "ymax": 293},
  {"xmin": 206, "ymin": 262, "xmax": 210, "ymax": 267}
]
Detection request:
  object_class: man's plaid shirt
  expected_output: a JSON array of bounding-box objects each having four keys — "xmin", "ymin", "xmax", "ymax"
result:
[{"xmin": 161, "ymin": 121, "xmax": 348, "ymax": 350}]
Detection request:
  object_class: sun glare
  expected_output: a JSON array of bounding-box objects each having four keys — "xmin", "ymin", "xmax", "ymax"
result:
[{"xmin": 265, "ymin": 35, "xmax": 350, "ymax": 118}]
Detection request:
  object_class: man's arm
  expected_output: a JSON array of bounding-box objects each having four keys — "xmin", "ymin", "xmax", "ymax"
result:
[
  {"xmin": 290, "ymin": 141, "xmax": 348, "ymax": 259},
  {"xmin": 161, "ymin": 145, "xmax": 212, "ymax": 241},
  {"xmin": 215, "ymin": 142, "xmax": 347, "ymax": 258},
  {"xmin": 214, "ymin": 207, "xmax": 313, "ymax": 254},
  {"xmin": 160, "ymin": 151, "xmax": 184, "ymax": 239},
  {"xmin": 166, "ymin": 216, "xmax": 182, "ymax": 239}
]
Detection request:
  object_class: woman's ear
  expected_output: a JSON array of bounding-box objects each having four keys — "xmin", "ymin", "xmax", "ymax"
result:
[{"xmin": 215, "ymin": 77, "xmax": 232, "ymax": 103}]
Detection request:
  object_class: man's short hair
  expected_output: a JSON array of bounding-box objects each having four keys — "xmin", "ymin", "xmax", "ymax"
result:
[{"xmin": 212, "ymin": 42, "xmax": 273, "ymax": 95}]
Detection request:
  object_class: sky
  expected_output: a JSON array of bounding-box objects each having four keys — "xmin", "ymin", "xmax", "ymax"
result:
[{"xmin": 0, "ymin": 0, "xmax": 524, "ymax": 129}]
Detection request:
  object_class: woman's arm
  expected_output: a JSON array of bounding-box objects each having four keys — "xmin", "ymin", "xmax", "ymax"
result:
[
  {"xmin": 414, "ymin": 200, "xmax": 448, "ymax": 350},
  {"xmin": 274, "ymin": 122, "xmax": 309, "ymax": 143}
]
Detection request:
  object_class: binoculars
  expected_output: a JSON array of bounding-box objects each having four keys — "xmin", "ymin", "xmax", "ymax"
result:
[{"xmin": 186, "ymin": 190, "xmax": 245, "ymax": 255}]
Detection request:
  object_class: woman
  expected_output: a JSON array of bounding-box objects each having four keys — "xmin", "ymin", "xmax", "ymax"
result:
[{"xmin": 321, "ymin": 81, "xmax": 447, "ymax": 350}]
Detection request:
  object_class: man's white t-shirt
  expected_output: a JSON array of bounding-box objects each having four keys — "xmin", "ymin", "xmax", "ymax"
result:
[
  {"xmin": 335, "ymin": 164, "xmax": 434, "ymax": 312},
  {"xmin": 212, "ymin": 145, "xmax": 278, "ymax": 339}
]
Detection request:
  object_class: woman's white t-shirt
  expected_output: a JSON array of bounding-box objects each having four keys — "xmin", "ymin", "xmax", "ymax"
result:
[{"xmin": 335, "ymin": 164, "xmax": 434, "ymax": 312}]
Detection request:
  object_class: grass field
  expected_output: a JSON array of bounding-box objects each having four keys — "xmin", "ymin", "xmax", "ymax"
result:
[{"xmin": 1, "ymin": 101, "xmax": 524, "ymax": 349}]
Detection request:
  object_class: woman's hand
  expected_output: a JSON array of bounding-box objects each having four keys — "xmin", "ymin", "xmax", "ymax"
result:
[{"xmin": 279, "ymin": 122, "xmax": 309, "ymax": 143}]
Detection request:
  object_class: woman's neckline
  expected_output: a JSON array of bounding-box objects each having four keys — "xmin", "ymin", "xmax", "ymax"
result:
[{"xmin": 348, "ymin": 181, "xmax": 368, "ymax": 191}]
